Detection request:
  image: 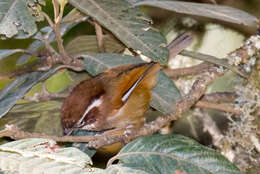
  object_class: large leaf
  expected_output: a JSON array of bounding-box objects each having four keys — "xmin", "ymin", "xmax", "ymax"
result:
[
  {"xmin": 65, "ymin": 35, "xmax": 125, "ymax": 56},
  {"xmin": 106, "ymin": 164, "xmax": 149, "ymax": 174},
  {"xmin": 135, "ymin": 1, "xmax": 258, "ymax": 27},
  {"xmin": 81, "ymin": 53, "xmax": 180, "ymax": 114},
  {"xmin": 0, "ymin": 67, "xmax": 60, "ymax": 118},
  {"xmin": 81, "ymin": 53, "xmax": 143, "ymax": 75},
  {"xmin": 0, "ymin": 101, "xmax": 63, "ymax": 136},
  {"xmin": 17, "ymin": 8, "xmax": 88, "ymax": 65},
  {"xmin": 150, "ymin": 71, "xmax": 179, "ymax": 114},
  {"xmin": 0, "ymin": 0, "xmax": 44, "ymax": 38},
  {"xmin": 113, "ymin": 134, "xmax": 241, "ymax": 174},
  {"xmin": 69, "ymin": 0, "xmax": 169, "ymax": 64},
  {"xmin": 0, "ymin": 138, "xmax": 92, "ymax": 167},
  {"xmin": 0, "ymin": 138, "xmax": 104, "ymax": 174}
]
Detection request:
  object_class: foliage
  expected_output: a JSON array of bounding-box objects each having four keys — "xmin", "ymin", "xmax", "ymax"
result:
[
  {"xmin": 0, "ymin": 0, "xmax": 259, "ymax": 173},
  {"xmin": 113, "ymin": 134, "xmax": 240, "ymax": 174}
]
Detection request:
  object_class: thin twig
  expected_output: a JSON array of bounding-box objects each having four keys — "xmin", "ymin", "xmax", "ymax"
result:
[
  {"xmin": 42, "ymin": 12, "xmax": 54, "ymax": 28},
  {"xmin": 0, "ymin": 125, "xmax": 97, "ymax": 143},
  {"xmin": 196, "ymin": 92, "xmax": 240, "ymax": 115},
  {"xmin": 16, "ymin": 49, "xmax": 38, "ymax": 57},
  {"xmin": 195, "ymin": 101, "xmax": 242, "ymax": 115},
  {"xmin": 53, "ymin": 12, "xmax": 71, "ymax": 64},
  {"xmin": 167, "ymin": 32, "xmax": 193, "ymax": 63},
  {"xmin": 42, "ymin": 2, "xmax": 71, "ymax": 65},
  {"xmin": 163, "ymin": 62, "xmax": 213, "ymax": 78},
  {"xmin": 0, "ymin": 61, "xmax": 41, "ymax": 80},
  {"xmin": 23, "ymin": 83, "xmax": 68, "ymax": 102},
  {"xmin": 93, "ymin": 21, "xmax": 105, "ymax": 53},
  {"xmin": 200, "ymin": 92, "xmax": 237, "ymax": 103}
]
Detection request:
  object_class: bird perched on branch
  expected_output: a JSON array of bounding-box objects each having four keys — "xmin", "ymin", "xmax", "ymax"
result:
[{"xmin": 61, "ymin": 62, "xmax": 161, "ymax": 135}]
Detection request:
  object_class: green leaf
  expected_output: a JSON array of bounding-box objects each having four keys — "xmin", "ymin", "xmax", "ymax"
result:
[
  {"xmin": 0, "ymin": 0, "xmax": 44, "ymax": 38},
  {"xmin": 0, "ymin": 138, "xmax": 93, "ymax": 166},
  {"xmin": 0, "ymin": 101, "xmax": 63, "ymax": 136},
  {"xmin": 70, "ymin": 130, "xmax": 99, "ymax": 158},
  {"xmin": 106, "ymin": 164, "xmax": 149, "ymax": 174},
  {"xmin": 45, "ymin": 71, "xmax": 72, "ymax": 93},
  {"xmin": 65, "ymin": 35, "xmax": 125, "ymax": 56},
  {"xmin": 135, "ymin": 1, "xmax": 258, "ymax": 27},
  {"xmin": 82, "ymin": 53, "xmax": 143, "ymax": 76},
  {"xmin": 81, "ymin": 53, "xmax": 180, "ymax": 114},
  {"xmin": 0, "ymin": 67, "xmax": 60, "ymax": 118},
  {"xmin": 69, "ymin": 0, "xmax": 169, "ymax": 64},
  {"xmin": 113, "ymin": 134, "xmax": 241, "ymax": 174},
  {"xmin": 0, "ymin": 138, "xmax": 105, "ymax": 174},
  {"xmin": 151, "ymin": 71, "xmax": 180, "ymax": 114},
  {"xmin": 0, "ymin": 74, "xmax": 29, "ymax": 100}
]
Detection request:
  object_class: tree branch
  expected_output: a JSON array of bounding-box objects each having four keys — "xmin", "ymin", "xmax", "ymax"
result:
[{"xmin": 0, "ymin": 125, "xmax": 97, "ymax": 143}]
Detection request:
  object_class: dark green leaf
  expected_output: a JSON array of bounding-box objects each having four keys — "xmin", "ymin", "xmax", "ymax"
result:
[
  {"xmin": 0, "ymin": 74, "xmax": 30, "ymax": 101},
  {"xmin": 0, "ymin": 67, "xmax": 60, "ymax": 118},
  {"xmin": 69, "ymin": 0, "xmax": 169, "ymax": 64},
  {"xmin": 82, "ymin": 53, "xmax": 180, "ymax": 114},
  {"xmin": 135, "ymin": 1, "xmax": 258, "ymax": 27},
  {"xmin": 114, "ymin": 134, "xmax": 241, "ymax": 174},
  {"xmin": 0, "ymin": 0, "xmax": 44, "ymax": 38},
  {"xmin": 1, "ymin": 101, "xmax": 63, "ymax": 136},
  {"xmin": 70, "ymin": 130, "xmax": 99, "ymax": 158},
  {"xmin": 151, "ymin": 71, "xmax": 180, "ymax": 114},
  {"xmin": 82, "ymin": 53, "xmax": 143, "ymax": 76}
]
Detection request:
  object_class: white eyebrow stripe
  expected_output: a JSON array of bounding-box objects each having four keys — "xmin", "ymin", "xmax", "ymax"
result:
[{"xmin": 76, "ymin": 98, "xmax": 102, "ymax": 127}]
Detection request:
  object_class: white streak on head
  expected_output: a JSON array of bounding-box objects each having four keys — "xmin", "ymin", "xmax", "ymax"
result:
[{"xmin": 76, "ymin": 98, "xmax": 102, "ymax": 127}]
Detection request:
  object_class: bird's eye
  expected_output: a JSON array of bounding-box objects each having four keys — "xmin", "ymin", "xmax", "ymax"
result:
[{"xmin": 76, "ymin": 121, "xmax": 85, "ymax": 128}]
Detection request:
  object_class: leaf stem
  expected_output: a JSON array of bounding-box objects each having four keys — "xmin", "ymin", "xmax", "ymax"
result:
[
  {"xmin": 180, "ymin": 50, "xmax": 248, "ymax": 78},
  {"xmin": 93, "ymin": 21, "xmax": 105, "ymax": 53}
]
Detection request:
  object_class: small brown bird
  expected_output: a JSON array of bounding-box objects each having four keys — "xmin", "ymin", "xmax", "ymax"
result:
[{"xmin": 61, "ymin": 62, "xmax": 161, "ymax": 135}]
